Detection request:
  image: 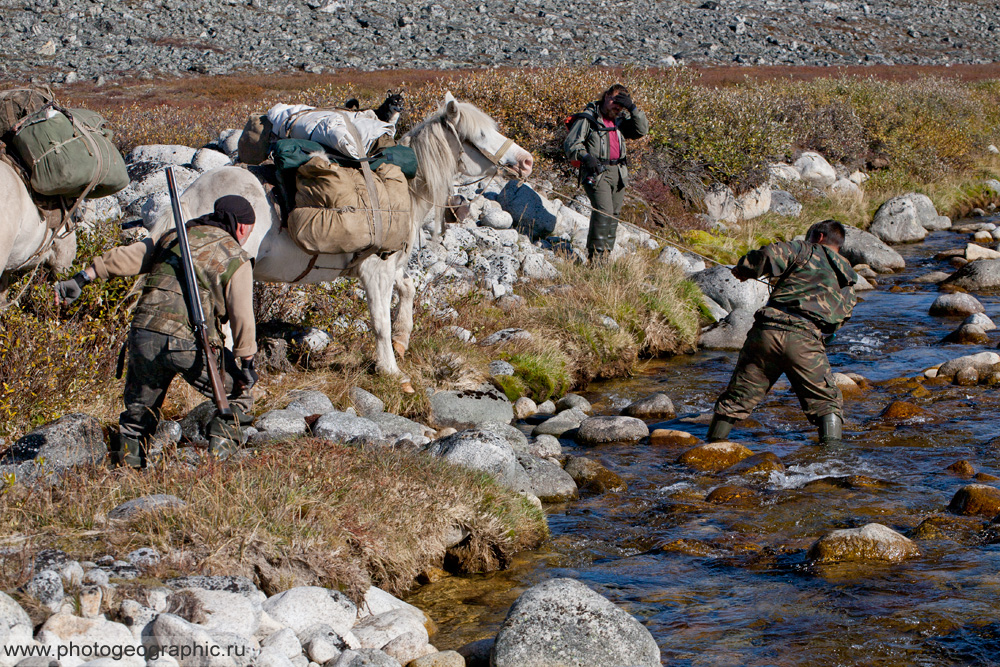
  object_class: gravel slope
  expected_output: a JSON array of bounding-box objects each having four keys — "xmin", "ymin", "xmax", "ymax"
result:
[{"xmin": 1, "ymin": 0, "xmax": 997, "ymax": 83}]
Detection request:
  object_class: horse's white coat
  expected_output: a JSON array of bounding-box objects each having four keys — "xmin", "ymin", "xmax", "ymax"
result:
[
  {"xmin": 0, "ymin": 160, "xmax": 77, "ymax": 297},
  {"xmin": 149, "ymin": 94, "xmax": 533, "ymax": 379}
]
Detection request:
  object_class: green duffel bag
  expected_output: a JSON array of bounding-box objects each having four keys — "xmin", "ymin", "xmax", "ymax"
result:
[
  {"xmin": 12, "ymin": 107, "xmax": 129, "ymax": 198},
  {"xmin": 271, "ymin": 138, "xmax": 326, "ymax": 173}
]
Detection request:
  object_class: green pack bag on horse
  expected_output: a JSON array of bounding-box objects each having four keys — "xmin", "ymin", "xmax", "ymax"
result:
[{"xmin": 12, "ymin": 106, "xmax": 129, "ymax": 198}]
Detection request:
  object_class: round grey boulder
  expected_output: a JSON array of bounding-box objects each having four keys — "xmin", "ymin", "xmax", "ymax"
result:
[
  {"xmin": 691, "ymin": 265, "xmax": 769, "ymax": 313},
  {"xmin": 769, "ymin": 189, "xmax": 802, "ymax": 217},
  {"xmin": 699, "ymin": 308, "xmax": 756, "ymax": 350},
  {"xmin": 929, "ymin": 293, "xmax": 984, "ymax": 317},
  {"xmin": 489, "ymin": 360, "xmax": 516, "ymax": 377},
  {"xmin": 622, "ymin": 392, "xmax": 676, "ymax": 419},
  {"xmin": 25, "ymin": 570, "xmax": 64, "ymax": 611},
  {"xmin": 555, "ymin": 393, "xmax": 591, "ymax": 413},
  {"xmin": 429, "ymin": 387, "xmax": 514, "ymax": 429},
  {"xmin": 531, "ymin": 408, "xmax": 586, "ymax": 437},
  {"xmin": 576, "ymin": 416, "xmax": 649, "ymax": 445},
  {"xmin": 253, "ymin": 410, "xmax": 308, "ymax": 440},
  {"xmin": 349, "ymin": 387, "xmax": 385, "ymax": 417},
  {"xmin": 870, "ymin": 195, "xmax": 929, "ymax": 243},
  {"xmin": 491, "ymin": 578, "xmax": 660, "ymax": 667},
  {"xmin": 313, "ymin": 412, "xmax": 385, "ymax": 446},
  {"xmin": 285, "ymin": 390, "xmax": 335, "ymax": 417},
  {"xmin": 965, "ymin": 312, "xmax": 997, "ymax": 331},
  {"xmin": 0, "ymin": 591, "xmax": 33, "ymax": 658},
  {"xmin": 262, "ymin": 587, "xmax": 357, "ymax": 636},
  {"xmin": 423, "ymin": 429, "xmax": 531, "ymax": 493},
  {"xmin": 940, "ymin": 259, "xmax": 1000, "ymax": 291},
  {"xmin": 839, "ymin": 225, "xmax": 905, "ymax": 273},
  {"xmin": 518, "ymin": 454, "xmax": 578, "ymax": 502},
  {"xmin": 108, "ymin": 494, "xmax": 186, "ymax": 520},
  {"xmin": 2, "ymin": 413, "xmax": 105, "ymax": 469}
]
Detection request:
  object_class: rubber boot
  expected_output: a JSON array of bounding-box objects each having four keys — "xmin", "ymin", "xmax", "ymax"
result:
[
  {"xmin": 818, "ymin": 413, "xmax": 843, "ymax": 445},
  {"xmin": 707, "ymin": 414, "xmax": 734, "ymax": 442},
  {"xmin": 115, "ymin": 434, "xmax": 145, "ymax": 469},
  {"xmin": 207, "ymin": 405, "xmax": 249, "ymax": 459}
]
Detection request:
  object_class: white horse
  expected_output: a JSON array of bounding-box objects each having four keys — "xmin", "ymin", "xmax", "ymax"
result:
[
  {"xmin": 151, "ymin": 93, "xmax": 533, "ymax": 384},
  {"xmin": 0, "ymin": 160, "xmax": 77, "ymax": 300}
]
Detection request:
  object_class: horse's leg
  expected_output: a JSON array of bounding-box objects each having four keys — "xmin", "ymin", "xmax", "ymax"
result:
[
  {"xmin": 391, "ymin": 265, "xmax": 415, "ymax": 360},
  {"xmin": 358, "ymin": 256, "xmax": 407, "ymax": 382}
]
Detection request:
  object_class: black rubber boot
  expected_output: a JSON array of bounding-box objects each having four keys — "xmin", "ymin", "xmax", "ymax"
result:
[
  {"xmin": 818, "ymin": 413, "xmax": 843, "ymax": 445},
  {"xmin": 207, "ymin": 405, "xmax": 250, "ymax": 459},
  {"xmin": 707, "ymin": 414, "xmax": 735, "ymax": 442},
  {"xmin": 114, "ymin": 434, "xmax": 145, "ymax": 469}
]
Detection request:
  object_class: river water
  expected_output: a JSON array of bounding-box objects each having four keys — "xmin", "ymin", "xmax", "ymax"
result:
[{"xmin": 408, "ymin": 224, "xmax": 1000, "ymax": 666}]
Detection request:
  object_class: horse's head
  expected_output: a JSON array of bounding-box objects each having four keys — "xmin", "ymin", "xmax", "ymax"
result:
[{"xmin": 437, "ymin": 91, "xmax": 533, "ymax": 180}]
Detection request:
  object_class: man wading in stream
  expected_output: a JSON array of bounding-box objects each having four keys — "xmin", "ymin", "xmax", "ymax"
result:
[{"xmin": 708, "ymin": 219, "xmax": 858, "ymax": 445}]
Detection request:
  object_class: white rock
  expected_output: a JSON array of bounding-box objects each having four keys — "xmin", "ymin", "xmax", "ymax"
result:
[
  {"xmin": 704, "ymin": 184, "xmax": 737, "ymax": 223},
  {"xmin": 768, "ymin": 162, "xmax": 801, "ymax": 183},
  {"xmin": 966, "ymin": 243, "xmax": 1000, "ymax": 261},
  {"xmin": 40, "ymin": 614, "xmax": 143, "ymax": 667},
  {"xmin": 352, "ymin": 609, "xmax": 428, "ymax": 651},
  {"xmin": 849, "ymin": 170, "xmax": 869, "ymax": 185},
  {"xmin": 262, "ymin": 587, "xmax": 357, "ymax": 637},
  {"xmin": 261, "ymin": 628, "xmax": 302, "ymax": 660},
  {"xmin": 793, "ymin": 151, "xmax": 837, "ymax": 188},
  {"xmin": 128, "ymin": 145, "xmax": 198, "ymax": 166},
  {"xmin": 0, "ymin": 592, "xmax": 35, "ymax": 667},
  {"xmin": 830, "ymin": 178, "xmax": 863, "ymax": 202},
  {"xmin": 735, "ymin": 184, "xmax": 771, "ymax": 220},
  {"xmin": 192, "ymin": 148, "xmax": 234, "ymax": 172},
  {"xmin": 166, "ymin": 588, "xmax": 262, "ymax": 639},
  {"xmin": 964, "ymin": 312, "xmax": 996, "ymax": 331},
  {"xmin": 356, "ymin": 588, "xmax": 428, "ymax": 627}
]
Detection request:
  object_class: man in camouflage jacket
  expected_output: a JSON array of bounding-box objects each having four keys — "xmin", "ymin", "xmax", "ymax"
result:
[
  {"xmin": 709, "ymin": 219, "xmax": 858, "ymax": 444},
  {"xmin": 564, "ymin": 83, "xmax": 649, "ymax": 260},
  {"xmin": 56, "ymin": 196, "xmax": 258, "ymax": 468}
]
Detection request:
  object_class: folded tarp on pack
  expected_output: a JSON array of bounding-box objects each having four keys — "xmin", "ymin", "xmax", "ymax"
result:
[
  {"xmin": 272, "ymin": 138, "xmax": 418, "ymax": 180},
  {"xmin": 267, "ymin": 104, "xmax": 397, "ymax": 160}
]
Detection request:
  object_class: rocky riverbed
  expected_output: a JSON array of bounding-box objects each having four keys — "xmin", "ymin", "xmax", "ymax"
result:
[{"xmin": 1, "ymin": 0, "xmax": 998, "ymax": 84}]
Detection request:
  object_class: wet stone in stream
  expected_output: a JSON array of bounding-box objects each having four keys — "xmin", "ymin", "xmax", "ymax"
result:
[{"xmin": 678, "ymin": 441, "xmax": 754, "ymax": 472}]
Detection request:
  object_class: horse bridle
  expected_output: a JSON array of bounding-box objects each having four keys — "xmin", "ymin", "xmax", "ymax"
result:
[{"xmin": 442, "ymin": 118, "xmax": 520, "ymax": 185}]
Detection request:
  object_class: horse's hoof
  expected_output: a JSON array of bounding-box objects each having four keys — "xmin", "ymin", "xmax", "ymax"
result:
[
  {"xmin": 392, "ymin": 340, "xmax": 407, "ymax": 359},
  {"xmin": 400, "ymin": 380, "xmax": 415, "ymax": 394}
]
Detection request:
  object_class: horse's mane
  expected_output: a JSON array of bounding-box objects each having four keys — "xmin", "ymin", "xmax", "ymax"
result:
[{"xmin": 401, "ymin": 99, "xmax": 499, "ymax": 238}]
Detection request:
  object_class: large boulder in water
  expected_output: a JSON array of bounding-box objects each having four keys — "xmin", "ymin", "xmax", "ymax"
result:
[
  {"xmin": 678, "ymin": 442, "xmax": 753, "ymax": 472},
  {"xmin": 937, "ymin": 351, "xmax": 1000, "ymax": 381},
  {"xmin": 576, "ymin": 416, "xmax": 649, "ymax": 445},
  {"xmin": 491, "ymin": 578, "xmax": 661, "ymax": 667},
  {"xmin": 928, "ymin": 292, "xmax": 984, "ymax": 317},
  {"xmin": 947, "ymin": 484, "xmax": 1000, "ymax": 518},
  {"xmin": 869, "ymin": 195, "xmax": 929, "ymax": 243},
  {"xmin": 839, "ymin": 226, "xmax": 905, "ymax": 273},
  {"xmin": 807, "ymin": 523, "xmax": 919, "ymax": 563},
  {"xmin": 939, "ymin": 259, "xmax": 1000, "ymax": 291},
  {"xmin": 691, "ymin": 265, "xmax": 769, "ymax": 313},
  {"xmin": 698, "ymin": 308, "xmax": 756, "ymax": 350},
  {"xmin": 909, "ymin": 193, "xmax": 952, "ymax": 231}
]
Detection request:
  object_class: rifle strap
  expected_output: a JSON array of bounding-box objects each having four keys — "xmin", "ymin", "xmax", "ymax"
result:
[{"xmin": 337, "ymin": 111, "xmax": 385, "ymax": 251}]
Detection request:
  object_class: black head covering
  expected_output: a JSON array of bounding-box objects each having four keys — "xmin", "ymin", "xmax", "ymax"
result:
[{"xmin": 187, "ymin": 195, "xmax": 255, "ymax": 239}]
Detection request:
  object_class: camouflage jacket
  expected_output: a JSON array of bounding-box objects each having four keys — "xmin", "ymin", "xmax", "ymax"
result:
[
  {"xmin": 563, "ymin": 100, "xmax": 649, "ymax": 188},
  {"xmin": 128, "ymin": 226, "xmax": 252, "ymax": 350},
  {"xmin": 736, "ymin": 240, "xmax": 858, "ymax": 336}
]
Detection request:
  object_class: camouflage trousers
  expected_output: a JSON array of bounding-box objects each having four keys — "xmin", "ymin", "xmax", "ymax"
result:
[
  {"xmin": 119, "ymin": 327, "xmax": 253, "ymax": 448},
  {"xmin": 714, "ymin": 325, "xmax": 842, "ymax": 423}
]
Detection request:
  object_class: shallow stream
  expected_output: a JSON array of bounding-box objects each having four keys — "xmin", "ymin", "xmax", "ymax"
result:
[{"xmin": 408, "ymin": 222, "xmax": 1000, "ymax": 666}]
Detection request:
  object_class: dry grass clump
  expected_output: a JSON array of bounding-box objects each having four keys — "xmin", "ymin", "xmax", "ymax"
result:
[{"xmin": 0, "ymin": 438, "xmax": 547, "ymax": 598}]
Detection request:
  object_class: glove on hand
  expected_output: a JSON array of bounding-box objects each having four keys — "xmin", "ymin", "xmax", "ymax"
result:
[
  {"xmin": 233, "ymin": 357, "xmax": 258, "ymax": 391},
  {"xmin": 55, "ymin": 271, "xmax": 91, "ymax": 306},
  {"xmin": 613, "ymin": 92, "xmax": 635, "ymax": 112},
  {"xmin": 580, "ymin": 153, "xmax": 600, "ymax": 170}
]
